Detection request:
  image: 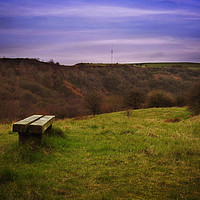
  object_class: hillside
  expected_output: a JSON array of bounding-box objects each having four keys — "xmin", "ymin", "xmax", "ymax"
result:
[
  {"xmin": 0, "ymin": 58, "xmax": 200, "ymax": 122},
  {"xmin": 0, "ymin": 107, "xmax": 200, "ymax": 199}
]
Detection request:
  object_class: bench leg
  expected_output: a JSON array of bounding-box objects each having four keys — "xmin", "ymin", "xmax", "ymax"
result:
[
  {"xmin": 18, "ymin": 132, "xmax": 42, "ymax": 145},
  {"xmin": 46, "ymin": 125, "xmax": 52, "ymax": 133},
  {"xmin": 18, "ymin": 132, "xmax": 29, "ymax": 145}
]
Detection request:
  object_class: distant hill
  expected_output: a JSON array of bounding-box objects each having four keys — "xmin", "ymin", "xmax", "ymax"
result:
[{"xmin": 0, "ymin": 58, "xmax": 200, "ymax": 122}]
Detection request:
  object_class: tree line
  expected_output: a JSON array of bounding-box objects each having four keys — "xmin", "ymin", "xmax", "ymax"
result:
[{"xmin": 0, "ymin": 58, "xmax": 200, "ymax": 123}]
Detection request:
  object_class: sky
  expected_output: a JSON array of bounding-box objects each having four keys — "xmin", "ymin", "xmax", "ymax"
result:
[{"xmin": 0, "ymin": 0, "xmax": 200, "ymax": 65}]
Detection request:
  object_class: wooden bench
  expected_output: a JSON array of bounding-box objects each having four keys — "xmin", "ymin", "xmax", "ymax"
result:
[{"xmin": 13, "ymin": 115, "xmax": 55, "ymax": 144}]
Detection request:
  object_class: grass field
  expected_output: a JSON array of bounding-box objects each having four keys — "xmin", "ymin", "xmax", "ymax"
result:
[
  {"xmin": 0, "ymin": 107, "xmax": 200, "ymax": 200},
  {"xmin": 75, "ymin": 62, "xmax": 200, "ymax": 69},
  {"xmin": 138, "ymin": 62, "xmax": 200, "ymax": 69}
]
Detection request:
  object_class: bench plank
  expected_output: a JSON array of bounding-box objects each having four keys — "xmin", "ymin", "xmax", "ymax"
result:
[
  {"xmin": 29, "ymin": 115, "xmax": 55, "ymax": 134},
  {"xmin": 13, "ymin": 115, "xmax": 43, "ymax": 133}
]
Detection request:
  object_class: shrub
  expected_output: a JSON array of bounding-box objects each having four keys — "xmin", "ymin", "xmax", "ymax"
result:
[
  {"xmin": 124, "ymin": 89, "xmax": 146, "ymax": 109},
  {"xmin": 84, "ymin": 92, "xmax": 102, "ymax": 116},
  {"xmin": 175, "ymin": 94, "xmax": 186, "ymax": 107},
  {"xmin": 146, "ymin": 90, "xmax": 175, "ymax": 108},
  {"xmin": 187, "ymin": 82, "xmax": 200, "ymax": 115},
  {"xmin": 102, "ymin": 95, "xmax": 124, "ymax": 113}
]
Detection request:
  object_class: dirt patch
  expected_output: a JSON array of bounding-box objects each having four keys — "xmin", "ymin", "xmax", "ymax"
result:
[{"xmin": 164, "ymin": 118, "xmax": 181, "ymax": 123}]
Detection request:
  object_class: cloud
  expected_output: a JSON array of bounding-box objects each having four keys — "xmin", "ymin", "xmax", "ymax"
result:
[
  {"xmin": 0, "ymin": 2, "xmax": 199, "ymax": 19},
  {"xmin": 0, "ymin": 29, "xmax": 98, "ymax": 36},
  {"xmin": 0, "ymin": 1, "xmax": 199, "ymax": 64},
  {"xmin": 155, "ymin": 0, "xmax": 200, "ymax": 6},
  {"xmin": 2, "ymin": 35, "xmax": 199, "ymax": 64},
  {"xmin": 77, "ymin": 37, "xmax": 178, "ymax": 46},
  {"xmin": 149, "ymin": 52, "xmax": 165, "ymax": 58},
  {"xmin": 167, "ymin": 0, "xmax": 200, "ymax": 6}
]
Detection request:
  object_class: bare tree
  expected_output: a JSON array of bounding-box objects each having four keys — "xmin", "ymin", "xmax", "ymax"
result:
[{"xmin": 84, "ymin": 92, "xmax": 102, "ymax": 116}]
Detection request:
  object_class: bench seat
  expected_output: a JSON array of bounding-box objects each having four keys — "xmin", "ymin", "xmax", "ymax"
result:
[
  {"xmin": 13, "ymin": 115, "xmax": 43, "ymax": 133},
  {"xmin": 29, "ymin": 115, "xmax": 55, "ymax": 134},
  {"xmin": 13, "ymin": 115, "xmax": 55, "ymax": 144}
]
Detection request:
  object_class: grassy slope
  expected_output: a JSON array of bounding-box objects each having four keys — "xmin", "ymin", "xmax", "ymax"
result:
[
  {"xmin": 139, "ymin": 62, "xmax": 200, "ymax": 69},
  {"xmin": 0, "ymin": 107, "xmax": 200, "ymax": 200},
  {"xmin": 78, "ymin": 62, "xmax": 200, "ymax": 69}
]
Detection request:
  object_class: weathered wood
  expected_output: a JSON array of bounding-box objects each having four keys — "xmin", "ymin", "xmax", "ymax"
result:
[
  {"xmin": 13, "ymin": 115, "xmax": 43, "ymax": 133},
  {"xmin": 13, "ymin": 115, "xmax": 55, "ymax": 145},
  {"xmin": 29, "ymin": 115, "xmax": 55, "ymax": 134}
]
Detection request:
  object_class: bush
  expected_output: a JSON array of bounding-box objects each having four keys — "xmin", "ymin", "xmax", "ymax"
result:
[
  {"xmin": 146, "ymin": 90, "xmax": 175, "ymax": 108},
  {"xmin": 84, "ymin": 92, "xmax": 102, "ymax": 116},
  {"xmin": 175, "ymin": 94, "xmax": 186, "ymax": 107},
  {"xmin": 102, "ymin": 95, "xmax": 124, "ymax": 113},
  {"xmin": 124, "ymin": 89, "xmax": 146, "ymax": 109},
  {"xmin": 187, "ymin": 82, "xmax": 200, "ymax": 115}
]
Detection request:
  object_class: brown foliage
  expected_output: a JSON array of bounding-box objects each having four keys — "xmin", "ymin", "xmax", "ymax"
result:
[
  {"xmin": 102, "ymin": 95, "xmax": 124, "ymax": 113},
  {"xmin": 146, "ymin": 90, "xmax": 175, "ymax": 108},
  {"xmin": 0, "ymin": 58, "xmax": 200, "ymax": 122},
  {"xmin": 187, "ymin": 82, "xmax": 200, "ymax": 115},
  {"xmin": 124, "ymin": 88, "xmax": 146, "ymax": 109},
  {"xmin": 84, "ymin": 92, "xmax": 102, "ymax": 116}
]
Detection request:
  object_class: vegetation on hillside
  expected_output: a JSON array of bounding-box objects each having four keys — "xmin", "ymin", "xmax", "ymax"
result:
[
  {"xmin": 0, "ymin": 107, "xmax": 200, "ymax": 199},
  {"xmin": 0, "ymin": 58, "xmax": 200, "ymax": 122},
  {"xmin": 187, "ymin": 82, "xmax": 200, "ymax": 115}
]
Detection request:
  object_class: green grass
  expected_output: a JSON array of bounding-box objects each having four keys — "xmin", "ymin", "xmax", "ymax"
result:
[
  {"xmin": 137, "ymin": 62, "xmax": 200, "ymax": 69},
  {"xmin": 0, "ymin": 107, "xmax": 200, "ymax": 199},
  {"xmin": 121, "ymin": 62, "xmax": 200, "ymax": 69},
  {"xmin": 78, "ymin": 62, "xmax": 200, "ymax": 69}
]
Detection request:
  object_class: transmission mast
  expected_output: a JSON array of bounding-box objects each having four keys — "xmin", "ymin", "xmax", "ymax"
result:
[{"xmin": 111, "ymin": 48, "xmax": 114, "ymax": 64}]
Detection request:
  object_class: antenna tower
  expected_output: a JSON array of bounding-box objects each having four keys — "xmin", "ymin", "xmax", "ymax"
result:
[{"xmin": 111, "ymin": 48, "xmax": 113, "ymax": 64}]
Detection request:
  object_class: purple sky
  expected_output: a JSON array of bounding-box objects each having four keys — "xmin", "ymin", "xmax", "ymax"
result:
[{"xmin": 0, "ymin": 0, "xmax": 200, "ymax": 65}]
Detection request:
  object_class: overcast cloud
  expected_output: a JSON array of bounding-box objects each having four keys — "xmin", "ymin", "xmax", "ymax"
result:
[{"xmin": 0, "ymin": 0, "xmax": 200, "ymax": 64}]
